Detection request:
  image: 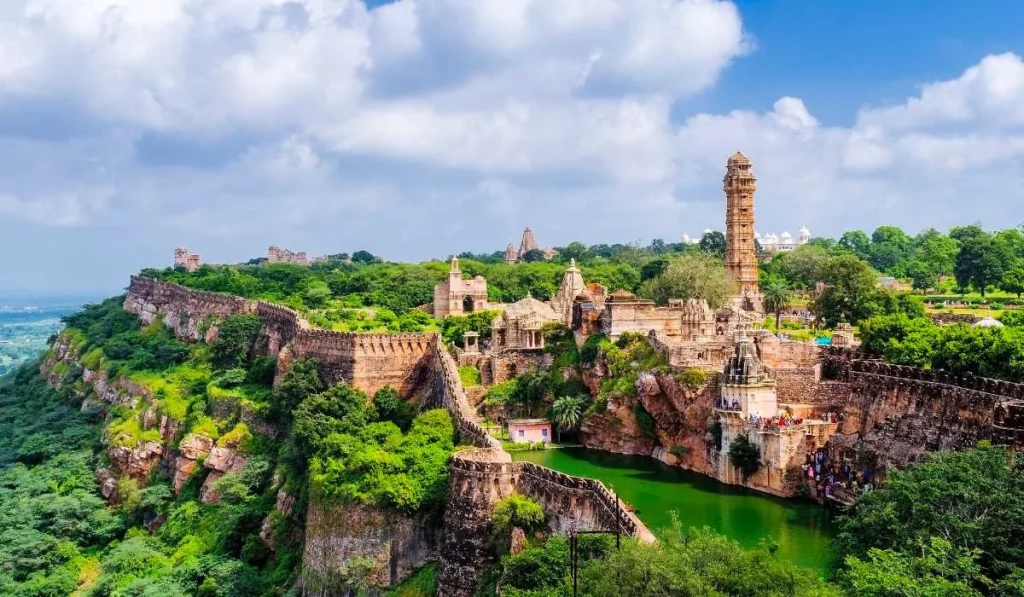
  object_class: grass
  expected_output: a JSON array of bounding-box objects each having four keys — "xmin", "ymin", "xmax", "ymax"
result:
[
  {"xmin": 385, "ymin": 563, "xmax": 438, "ymax": 597},
  {"xmin": 459, "ymin": 365, "xmax": 481, "ymax": 387},
  {"xmin": 106, "ymin": 414, "xmax": 162, "ymax": 448}
]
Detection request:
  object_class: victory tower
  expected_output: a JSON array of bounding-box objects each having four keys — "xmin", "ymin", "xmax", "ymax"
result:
[{"xmin": 723, "ymin": 152, "xmax": 761, "ymax": 311}]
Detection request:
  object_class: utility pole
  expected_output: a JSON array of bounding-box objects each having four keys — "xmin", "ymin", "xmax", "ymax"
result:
[{"xmin": 570, "ymin": 521, "xmax": 579, "ymax": 597}]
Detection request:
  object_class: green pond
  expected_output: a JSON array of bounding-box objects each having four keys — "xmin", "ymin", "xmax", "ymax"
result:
[{"xmin": 512, "ymin": 447, "xmax": 837, "ymax": 573}]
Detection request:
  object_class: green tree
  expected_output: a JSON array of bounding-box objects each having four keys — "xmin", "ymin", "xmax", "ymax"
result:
[
  {"xmin": 1001, "ymin": 263, "xmax": 1024, "ymax": 298},
  {"xmin": 639, "ymin": 254, "xmax": 732, "ymax": 308},
  {"xmin": 211, "ymin": 314, "xmax": 263, "ymax": 370},
  {"xmin": 550, "ymin": 396, "xmax": 586, "ymax": 442},
  {"xmin": 836, "ymin": 444, "xmax": 1024, "ymax": 586},
  {"xmin": 955, "ymin": 235, "xmax": 1005, "ymax": 296},
  {"xmin": 293, "ymin": 382, "xmax": 370, "ymax": 459},
  {"xmin": 760, "ymin": 276, "xmax": 793, "ymax": 332},
  {"xmin": 840, "ymin": 537, "xmax": 987, "ymax": 597},
  {"xmin": 559, "ymin": 241, "xmax": 590, "ymax": 264},
  {"xmin": 522, "ymin": 248, "xmax": 546, "ymax": 263},
  {"xmin": 699, "ymin": 231, "xmax": 726, "ymax": 257},
  {"xmin": 810, "ymin": 255, "xmax": 879, "ymax": 326},
  {"xmin": 770, "ymin": 245, "xmax": 831, "ymax": 290},
  {"xmin": 490, "ymin": 495, "xmax": 546, "ymax": 552},
  {"xmin": 905, "ymin": 259, "xmax": 938, "ymax": 292},
  {"xmin": 271, "ymin": 357, "xmax": 325, "ymax": 421},
  {"xmin": 839, "ymin": 230, "xmax": 871, "ymax": 259},
  {"xmin": 868, "ymin": 226, "xmax": 913, "ymax": 273},
  {"xmin": 727, "ymin": 436, "xmax": 761, "ymax": 480},
  {"xmin": 913, "ymin": 228, "xmax": 958, "ymax": 277}
]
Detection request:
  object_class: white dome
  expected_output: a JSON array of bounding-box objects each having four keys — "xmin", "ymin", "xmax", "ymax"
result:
[
  {"xmin": 754, "ymin": 231, "xmax": 762, "ymax": 239},
  {"xmin": 799, "ymin": 226, "xmax": 810, "ymax": 236},
  {"xmin": 703, "ymin": 228, "xmax": 713, "ymax": 235},
  {"xmin": 763, "ymin": 234, "xmax": 778, "ymax": 245},
  {"xmin": 780, "ymin": 232, "xmax": 793, "ymax": 242},
  {"xmin": 974, "ymin": 317, "xmax": 1005, "ymax": 328}
]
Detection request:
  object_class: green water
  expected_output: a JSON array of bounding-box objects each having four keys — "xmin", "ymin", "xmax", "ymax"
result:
[{"xmin": 512, "ymin": 447, "xmax": 837, "ymax": 573}]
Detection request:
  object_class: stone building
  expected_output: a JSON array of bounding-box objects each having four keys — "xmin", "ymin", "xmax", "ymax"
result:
[
  {"xmin": 173, "ymin": 247, "xmax": 201, "ymax": 273},
  {"xmin": 267, "ymin": 245, "xmax": 309, "ymax": 265},
  {"xmin": 571, "ymin": 283, "xmax": 608, "ymax": 340},
  {"xmin": 490, "ymin": 295, "xmax": 559, "ymax": 351},
  {"xmin": 715, "ymin": 334, "xmax": 837, "ymax": 496},
  {"xmin": 758, "ymin": 227, "xmax": 810, "ymax": 253},
  {"xmin": 550, "ymin": 259, "xmax": 587, "ymax": 326},
  {"xmin": 433, "ymin": 256, "xmax": 489, "ymax": 319},
  {"xmin": 723, "ymin": 152, "xmax": 761, "ymax": 311}
]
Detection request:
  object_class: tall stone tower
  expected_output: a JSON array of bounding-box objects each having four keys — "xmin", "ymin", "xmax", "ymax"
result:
[{"xmin": 723, "ymin": 152, "xmax": 760, "ymax": 309}]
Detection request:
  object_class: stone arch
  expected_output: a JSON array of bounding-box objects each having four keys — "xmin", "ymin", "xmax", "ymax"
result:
[{"xmin": 463, "ymin": 295, "xmax": 475, "ymax": 313}]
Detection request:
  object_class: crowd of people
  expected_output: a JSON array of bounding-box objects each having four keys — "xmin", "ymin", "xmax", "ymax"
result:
[
  {"xmin": 804, "ymin": 446, "xmax": 875, "ymax": 503},
  {"xmin": 747, "ymin": 411, "xmax": 803, "ymax": 430}
]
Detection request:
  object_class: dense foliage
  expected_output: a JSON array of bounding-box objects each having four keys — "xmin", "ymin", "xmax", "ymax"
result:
[
  {"xmin": 836, "ymin": 444, "xmax": 1024, "ymax": 594},
  {"xmin": 490, "ymin": 522, "xmax": 838, "ymax": 597},
  {"xmin": 859, "ymin": 314, "xmax": 1024, "ymax": 381}
]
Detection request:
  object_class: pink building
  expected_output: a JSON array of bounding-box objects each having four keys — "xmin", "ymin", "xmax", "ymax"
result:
[{"xmin": 508, "ymin": 419, "xmax": 552, "ymax": 444}]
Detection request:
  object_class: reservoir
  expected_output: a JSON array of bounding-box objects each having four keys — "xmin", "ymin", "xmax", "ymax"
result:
[{"xmin": 512, "ymin": 447, "xmax": 837, "ymax": 573}]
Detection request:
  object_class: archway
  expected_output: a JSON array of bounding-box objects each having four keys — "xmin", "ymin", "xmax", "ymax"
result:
[{"xmin": 463, "ymin": 295, "xmax": 475, "ymax": 313}]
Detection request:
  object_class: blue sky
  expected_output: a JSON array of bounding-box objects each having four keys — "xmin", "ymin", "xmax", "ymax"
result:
[{"xmin": 2, "ymin": 0, "xmax": 1024, "ymax": 293}]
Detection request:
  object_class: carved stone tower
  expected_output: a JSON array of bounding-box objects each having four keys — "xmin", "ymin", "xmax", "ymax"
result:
[{"xmin": 723, "ymin": 152, "xmax": 760, "ymax": 310}]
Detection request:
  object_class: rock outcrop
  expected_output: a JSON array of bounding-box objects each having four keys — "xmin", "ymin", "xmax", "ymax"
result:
[
  {"xmin": 172, "ymin": 434, "xmax": 214, "ymax": 494},
  {"xmin": 199, "ymin": 446, "xmax": 249, "ymax": 504}
]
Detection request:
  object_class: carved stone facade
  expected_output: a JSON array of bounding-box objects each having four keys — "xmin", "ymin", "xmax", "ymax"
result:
[
  {"xmin": 503, "ymin": 227, "xmax": 558, "ymax": 263},
  {"xmin": 723, "ymin": 152, "xmax": 761, "ymax": 311},
  {"xmin": 433, "ymin": 256, "xmax": 489, "ymax": 319},
  {"xmin": 491, "ymin": 295, "xmax": 559, "ymax": 351},
  {"xmin": 173, "ymin": 246, "xmax": 200, "ymax": 272},
  {"xmin": 550, "ymin": 259, "xmax": 586, "ymax": 326}
]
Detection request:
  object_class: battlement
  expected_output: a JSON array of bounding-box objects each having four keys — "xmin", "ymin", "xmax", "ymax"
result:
[{"xmin": 848, "ymin": 359, "xmax": 1024, "ymax": 399}]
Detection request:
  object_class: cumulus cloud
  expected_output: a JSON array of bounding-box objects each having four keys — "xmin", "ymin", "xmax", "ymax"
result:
[{"xmin": 1, "ymin": 0, "xmax": 1024, "ymax": 292}]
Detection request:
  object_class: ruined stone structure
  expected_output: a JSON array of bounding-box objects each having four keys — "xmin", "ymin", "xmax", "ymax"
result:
[
  {"xmin": 173, "ymin": 246, "xmax": 201, "ymax": 272},
  {"xmin": 432, "ymin": 256, "xmax": 489, "ymax": 319},
  {"xmin": 491, "ymin": 295, "xmax": 560, "ymax": 351},
  {"xmin": 267, "ymin": 245, "xmax": 309, "ymax": 265},
  {"xmin": 436, "ymin": 449, "xmax": 653, "ymax": 597},
  {"xmin": 723, "ymin": 152, "xmax": 761, "ymax": 311},
  {"xmin": 125, "ymin": 276, "xmax": 435, "ymax": 399},
  {"xmin": 571, "ymin": 283, "xmax": 608, "ymax": 340}
]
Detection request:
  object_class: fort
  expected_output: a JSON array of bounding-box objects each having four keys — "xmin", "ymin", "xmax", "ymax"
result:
[{"xmin": 121, "ymin": 274, "xmax": 652, "ymax": 595}]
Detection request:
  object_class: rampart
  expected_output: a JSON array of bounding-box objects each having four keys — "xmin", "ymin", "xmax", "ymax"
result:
[
  {"xmin": 436, "ymin": 449, "xmax": 653, "ymax": 597},
  {"xmin": 125, "ymin": 277, "xmax": 434, "ymax": 399},
  {"xmin": 813, "ymin": 347, "xmax": 1024, "ymax": 468},
  {"xmin": 431, "ymin": 342, "xmax": 500, "ymax": 449}
]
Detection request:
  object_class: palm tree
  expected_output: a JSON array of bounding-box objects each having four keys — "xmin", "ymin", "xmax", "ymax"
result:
[
  {"xmin": 762, "ymin": 276, "xmax": 794, "ymax": 333},
  {"xmin": 550, "ymin": 396, "xmax": 585, "ymax": 443}
]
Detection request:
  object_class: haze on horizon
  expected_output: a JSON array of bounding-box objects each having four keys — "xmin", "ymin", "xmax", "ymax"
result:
[{"xmin": 2, "ymin": 0, "xmax": 1024, "ymax": 294}]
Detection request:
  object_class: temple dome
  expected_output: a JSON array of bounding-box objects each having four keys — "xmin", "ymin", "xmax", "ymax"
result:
[{"xmin": 975, "ymin": 317, "xmax": 1005, "ymax": 328}]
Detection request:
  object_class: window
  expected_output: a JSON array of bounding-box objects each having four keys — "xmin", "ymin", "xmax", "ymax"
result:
[
  {"xmin": 541, "ymin": 428, "xmax": 548, "ymax": 437},
  {"xmin": 517, "ymin": 429, "xmax": 524, "ymax": 438}
]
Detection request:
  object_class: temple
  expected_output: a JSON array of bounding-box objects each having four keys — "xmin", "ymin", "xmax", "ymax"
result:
[
  {"xmin": 757, "ymin": 227, "xmax": 810, "ymax": 253},
  {"xmin": 503, "ymin": 228, "xmax": 559, "ymax": 263},
  {"xmin": 432, "ymin": 256, "xmax": 490, "ymax": 319}
]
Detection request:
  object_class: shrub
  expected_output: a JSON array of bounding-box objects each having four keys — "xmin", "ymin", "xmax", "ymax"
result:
[
  {"xmin": 728, "ymin": 436, "xmax": 762, "ymax": 480},
  {"xmin": 211, "ymin": 315, "xmax": 263, "ymax": 370}
]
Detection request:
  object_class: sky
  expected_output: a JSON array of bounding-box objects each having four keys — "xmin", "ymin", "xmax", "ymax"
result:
[{"xmin": 3, "ymin": 0, "xmax": 1024, "ymax": 293}]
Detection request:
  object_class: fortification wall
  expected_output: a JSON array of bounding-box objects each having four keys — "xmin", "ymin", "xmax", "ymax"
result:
[
  {"xmin": 302, "ymin": 502, "xmax": 436, "ymax": 596},
  {"xmin": 125, "ymin": 277, "xmax": 435, "ymax": 399},
  {"xmin": 431, "ymin": 343, "xmax": 500, "ymax": 449},
  {"xmin": 436, "ymin": 449, "xmax": 653, "ymax": 597},
  {"xmin": 810, "ymin": 349, "xmax": 1024, "ymax": 470}
]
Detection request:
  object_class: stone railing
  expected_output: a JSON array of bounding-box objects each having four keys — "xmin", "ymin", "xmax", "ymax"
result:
[
  {"xmin": 848, "ymin": 359, "xmax": 1024, "ymax": 400},
  {"xmin": 516, "ymin": 462, "xmax": 652, "ymax": 541},
  {"xmin": 432, "ymin": 342, "xmax": 500, "ymax": 450}
]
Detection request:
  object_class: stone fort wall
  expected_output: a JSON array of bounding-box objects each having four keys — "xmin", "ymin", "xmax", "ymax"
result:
[
  {"xmin": 815, "ymin": 348, "xmax": 1024, "ymax": 469},
  {"xmin": 125, "ymin": 276, "xmax": 434, "ymax": 398},
  {"xmin": 436, "ymin": 449, "xmax": 653, "ymax": 597}
]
